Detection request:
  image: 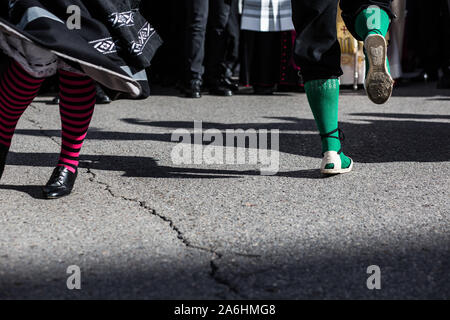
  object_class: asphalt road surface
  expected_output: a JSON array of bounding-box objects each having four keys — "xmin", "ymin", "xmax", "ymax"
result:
[{"xmin": 0, "ymin": 82, "xmax": 449, "ymax": 299}]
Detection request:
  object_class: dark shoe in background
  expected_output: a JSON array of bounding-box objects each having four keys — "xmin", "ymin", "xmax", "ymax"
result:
[
  {"xmin": 437, "ymin": 75, "xmax": 450, "ymax": 89},
  {"xmin": 223, "ymin": 77, "xmax": 239, "ymax": 93},
  {"xmin": 96, "ymin": 85, "xmax": 112, "ymax": 104},
  {"xmin": 42, "ymin": 166, "xmax": 78, "ymax": 199},
  {"xmin": 51, "ymin": 95, "xmax": 60, "ymax": 105},
  {"xmin": 253, "ymin": 85, "xmax": 275, "ymax": 95},
  {"xmin": 0, "ymin": 144, "xmax": 9, "ymax": 181},
  {"xmin": 208, "ymin": 79, "xmax": 233, "ymax": 96},
  {"xmin": 437, "ymin": 65, "xmax": 450, "ymax": 89},
  {"xmin": 184, "ymin": 79, "xmax": 202, "ymax": 98},
  {"xmin": 50, "ymin": 85, "xmax": 111, "ymax": 105}
]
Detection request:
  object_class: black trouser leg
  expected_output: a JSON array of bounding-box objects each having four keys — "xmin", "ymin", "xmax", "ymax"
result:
[
  {"xmin": 291, "ymin": 0, "xmax": 342, "ymax": 82},
  {"xmin": 224, "ymin": 0, "xmax": 240, "ymax": 76},
  {"xmin": 185, "ymin": 0, "xmax": 209, "ymax": 82},
  {"xmin": 291, "ymin": 0, "xmax": 393, "ymax": 82},
  {"xmin": 442, "ymin": 0, "xmax": 450, "ymax": 72},
  {"xmin": 204, "ymin": 0, "xmax": 231, "ymax": 82}
]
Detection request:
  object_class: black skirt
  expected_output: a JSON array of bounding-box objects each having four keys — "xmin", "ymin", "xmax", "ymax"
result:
[
  {"xmin": 240, "ymin": 30, "xmax": 301, "ymax": 89},
  {"xmin": 0, "ymin": 0, "xmax": 162, "ymax": 98}
]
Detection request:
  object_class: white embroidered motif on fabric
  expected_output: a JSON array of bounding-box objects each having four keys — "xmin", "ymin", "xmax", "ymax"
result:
[
  {"xmin": 108, "ymin": 9, "xmax": 138, "ymax": 28},
  {"xmin": 89, "ymin": 37, "xmax": 119, "ymax": 55},
  {"xmin": 90, "ymin": 22, "xmax": 155, "ymax": 56},
  {"xmin": 128, "ymin": 22, "xmax": 154, "ymax": 56}
]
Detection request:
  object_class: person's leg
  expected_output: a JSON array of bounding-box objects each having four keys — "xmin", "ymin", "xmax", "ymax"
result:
[
  {"xmin": 340, "ymin": 0, "xmax": 393, "ymax": 41},
  {"xmin": 438, "ymin": 0, "xmax": 450, "ymax": 88},
  {"xmin": 239, "ymin": 30, "xmax": 254, "ymax": 87},
  {"xmin": 341, "ymin": 0, "xmax": 394, "ymax": 104},
  {"xmin": 42, "ymin": 69, "xmax": 96, "ymax": 199},
  {"xmin": 223, "ymin": 0, "xmax": 240, "ymax": 92},
  {"xmin": 0, "ymin": 60, "xmax": 45, "ymax": 180},
  {"xmin": 204, "ymin": 0, "xmax": 233, "ymax": 96},
  {"xmin": 224, "ymin": 0, "xmax": 240, "ymax": 73},
  {"xmin": 291, "ymin": 0, "xmax": 352, "ymax": 174},
  {"xmin": 184, "ymin": 0, "xmax": 208, "ymax": 98},
  {"xmin": 57, "ymin": 70, "xmax": 96, "ymax": 173},
  {"xmin": 291, "ymin": 0, "xmax": 343, "ymax": 82},
  {"xmin": 251, "ymin": 31, "xmax": 280, "ymax": 95}
]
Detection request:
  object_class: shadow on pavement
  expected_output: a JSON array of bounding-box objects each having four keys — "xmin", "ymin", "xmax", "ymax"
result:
[
  {"xmin": 390, "ymin": 82, "xmax": 450, "ymax": 97},
  {"xmin": 2, "ymin": 152, "xmax": 325, "ymax": 190},
  {"xmin": 8, "ymin": 114, "xmax": 449, "ymax": 177},
  {"xmin": 0, "ymin": 237, "xmax": 448, "ymax": 299},
  {"xmin": 0, "ymin": 184, "xmax": 45, "ymax": 200},
  {"xmin": 1, "ymin": 110, "xmax": 449, "ymax": 299},
  {"xmin": 348, "ymin": 113, "xmax": 450, "ymax": 120},
  {"xmin": 120, "ymin": 115, "xmax": 450, "ymax": 163}
]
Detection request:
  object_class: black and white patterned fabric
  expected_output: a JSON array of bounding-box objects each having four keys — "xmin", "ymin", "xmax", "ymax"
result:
[
  {"xmin": 0, "ymin": 0, "xmax": 162, "ymax": 97},
  {"xmin": 241, "ymin": 0, "xmax": 294, "ymax": 32}
]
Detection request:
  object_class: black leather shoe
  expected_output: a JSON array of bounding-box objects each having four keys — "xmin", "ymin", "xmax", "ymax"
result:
[
  {"xmin": 43, "ymin": 167, "xmax": 78, "ymax": 199},
  {"xmin": 254, "ymin": 85, "xmax": 275, "ymax": 95},
  {"xmin": 223, "ymin": 77, "xmax": 239, "ymax": 93},
  {"xmin": 209, "ymin": 79, "xmax": 233, "ymax": 96},
  {"xmin": 51, "ymin": 95, "xmax": 60, "ymax": 105},
  {"xmin": 96, "ymin": 85, "xmax": 112, "ymax": 104},
  {"xmin": 437, "ymin": 66, "xmax": 450, "ymax": 89},
  {"xmin": 0, "ymin": 144, "xmax": 9, "ymax": 181},
  {"xmin": 185, "ymin": 79, "xmax": 202, "ymax": 98}
]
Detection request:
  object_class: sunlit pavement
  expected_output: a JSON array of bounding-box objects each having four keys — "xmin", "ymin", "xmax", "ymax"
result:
[{"xmin": 0, "ymin": 82, "xmax": 449, "ymax": 299}]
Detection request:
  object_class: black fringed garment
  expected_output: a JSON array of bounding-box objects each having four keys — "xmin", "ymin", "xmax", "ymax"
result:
[{"xmin": 0, "ymin": 0, "xmax": 162, "ymax": 97}]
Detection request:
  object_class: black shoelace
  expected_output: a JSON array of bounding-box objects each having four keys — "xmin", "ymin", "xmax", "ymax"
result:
[{"xmin": 320, "ymin": 128, "xmax": 345, "ymax": 155}]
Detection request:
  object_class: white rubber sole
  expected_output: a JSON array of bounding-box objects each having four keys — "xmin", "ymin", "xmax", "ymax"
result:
[
  {"xmin": 321, "ymin": 160, "xmax": 353, "ymax": 175},
  {"xmin": 364, "ymin": 34, "xmax": 394, "ymax": 105},
  {"xmin": 320, "ymin": 151, "xmax": 354, "ymax": 175}
]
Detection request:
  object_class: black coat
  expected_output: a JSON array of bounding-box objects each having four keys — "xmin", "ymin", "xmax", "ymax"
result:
[{"xmin": 0, "ymin": 0, "xmax": 162, "ymax": 97}]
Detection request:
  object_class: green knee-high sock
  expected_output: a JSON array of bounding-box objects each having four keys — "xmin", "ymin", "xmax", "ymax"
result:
[
  {"xmin": 356, "ymin": 7, "xmax": 391, "ymax": 75},
  {"xmin": 304, "ymin": 79, "xmax": 351, "ymax": 169},
  {"xmin": 355, "ymin": 6, "xmax": 390, "ymax": 39}
]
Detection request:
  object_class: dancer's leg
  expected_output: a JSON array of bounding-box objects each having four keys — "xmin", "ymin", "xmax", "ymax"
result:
[
  {"xmin": 42, "ymin": 69, "xmax": 96, "ymax": 199},
  {"xmin": 0, "ymin": 60, "xmax": 44, "ymax": 148},
  {"xmin": 341, "ymin": 0, "xmax": 394, "ymax": 104},
  {"xmin": 57, "ymin": 69, "xmax": 96, "ymax": 173},
  {"xmin": 304, "ymin": 79, "xmax": 352, "ymax": 173},
  {"xmin": 291, "ymin": 0, "xmax": 352, "ymax": 174},
  {"xmin": 0, "ymin": 60, "xmax": 44, "ymax": 180}
]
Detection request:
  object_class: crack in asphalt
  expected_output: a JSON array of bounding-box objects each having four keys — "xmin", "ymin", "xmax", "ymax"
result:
[
  {"xmin": 26, "ymin": 105, "xmax": 60, "ymax": 146},
  {"xmin": 23, "ymin": 107, "xmax": 249, "ymax": 298},
  {"xmin": 85, "ymin": 166, "xmax": 244, "ymax": 298}
]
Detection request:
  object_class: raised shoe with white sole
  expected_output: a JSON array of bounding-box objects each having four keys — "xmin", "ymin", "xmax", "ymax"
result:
[
  {"xmin": 320, "ymin": 151, "xmax": 353, "ymax": 175},
  {"xmin": 364, "ymin": 34, "xmax": 394, "ymax": 104}
]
